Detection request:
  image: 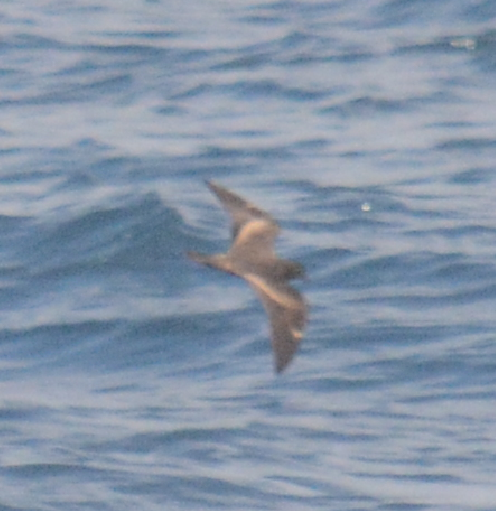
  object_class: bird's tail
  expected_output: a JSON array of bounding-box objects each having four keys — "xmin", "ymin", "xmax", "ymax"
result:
[
  {"xmin": 187, "ymin": 251, "xmax": 235, "ymax": 275},
  {"xmin": 186, "ymin": 251, "xmax": 213, "ymax": 265}
]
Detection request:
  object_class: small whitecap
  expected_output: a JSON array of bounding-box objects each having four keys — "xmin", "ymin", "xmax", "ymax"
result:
[{"xmin": 450, "ymin": 37, "xmax": 476, "ymax": 50}]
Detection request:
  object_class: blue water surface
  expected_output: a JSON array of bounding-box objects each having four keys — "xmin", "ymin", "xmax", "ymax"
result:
[{"xmin": 1, "ymin": 1, "xmax": 496, "ymax": 510}]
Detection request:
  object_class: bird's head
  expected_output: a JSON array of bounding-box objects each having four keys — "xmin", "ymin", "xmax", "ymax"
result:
[{"xmin": 277, "ymin": 260, "xmax": 305, "ymax": 280}]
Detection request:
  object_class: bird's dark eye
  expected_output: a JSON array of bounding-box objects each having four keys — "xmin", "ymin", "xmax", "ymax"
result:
[{"xmin": 280, "ymin": 261, "xmax": 305, "ymax": 279}]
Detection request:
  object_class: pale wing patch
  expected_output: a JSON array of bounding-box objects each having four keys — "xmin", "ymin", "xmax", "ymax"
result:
[
  {"xmin": 234, "ymin": 219, "xmax": 276, "ymax": 246},
  {"xmin": 244, "ymin": 273, "xmax": 301, "ymax": 310},
  {"xmin": 291, "ymin": 328, "xmax": 303, "ymax": 339}
]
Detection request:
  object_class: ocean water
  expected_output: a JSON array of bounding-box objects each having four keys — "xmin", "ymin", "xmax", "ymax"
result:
[{"xmin": 1, "ymin": 1, "xmax": 496, "ymax": 510}]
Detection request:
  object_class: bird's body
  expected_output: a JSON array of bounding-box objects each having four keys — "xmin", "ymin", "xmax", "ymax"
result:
[{"xmin": 187, "ymin": 180, "xmax": 306, "ymax": 373}]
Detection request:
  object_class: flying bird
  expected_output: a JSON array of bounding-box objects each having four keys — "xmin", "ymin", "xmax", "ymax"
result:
[{"xmin": 187, "ymin": 180, "xmax": 306, "ymax": 373}]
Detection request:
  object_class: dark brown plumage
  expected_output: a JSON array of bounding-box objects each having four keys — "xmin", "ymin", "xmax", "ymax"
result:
[{"xmin": 187, "ymin": 180, "xmax": 306, "ymax": 373}]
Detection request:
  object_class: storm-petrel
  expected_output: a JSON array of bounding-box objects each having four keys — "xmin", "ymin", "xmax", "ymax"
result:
[{"xmin": 187, "ymin": 180, "xmax": 306, "ymax": 373}]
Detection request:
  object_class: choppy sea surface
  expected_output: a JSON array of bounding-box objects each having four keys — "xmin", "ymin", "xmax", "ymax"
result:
[{"xmin": 1, "ymin": 1, "xmax": 496, "ymax": 510}]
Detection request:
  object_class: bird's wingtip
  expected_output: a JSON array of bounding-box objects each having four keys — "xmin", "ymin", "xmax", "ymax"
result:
[
  {"xmin": 206, "ymin": 179, "xmax": 222, "ymax": 193},
  {"xmin": 274, "ymin": 359, "xmax": 289, "ymax": 374}
]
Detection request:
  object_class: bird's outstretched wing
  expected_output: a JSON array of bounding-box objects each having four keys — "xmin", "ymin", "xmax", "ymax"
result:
[
  {"xmin": 207, "ymin": 180, "xmax": 280, "ymax": 260},
  {"xmin": 244, "ymin": 273, "xmax": 306, "ymax": 373}
]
